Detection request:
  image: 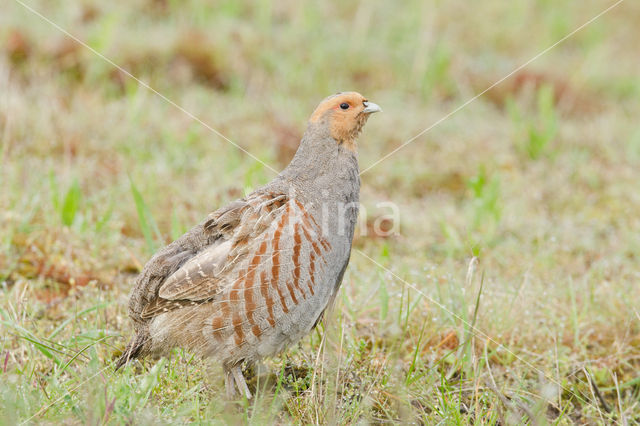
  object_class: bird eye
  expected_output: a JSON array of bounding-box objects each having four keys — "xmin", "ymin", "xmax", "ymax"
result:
[{"xmin": 340, "ymin": 103, "xmax": 349, "ymax": 110}]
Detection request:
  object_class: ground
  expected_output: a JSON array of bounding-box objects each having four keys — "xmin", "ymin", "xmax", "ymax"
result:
[{"xmin": 1, "ymin": 0, "xmax": 639, "ymax": 424}]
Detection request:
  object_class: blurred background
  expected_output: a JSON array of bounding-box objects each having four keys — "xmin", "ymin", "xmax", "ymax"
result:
[{"xmin": 1, "ymin": 0, "xmax": 639, "ymax": 423}]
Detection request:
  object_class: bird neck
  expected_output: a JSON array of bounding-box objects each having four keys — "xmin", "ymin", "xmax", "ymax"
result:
[
  {"xmin": 274, "ymin": 125, "xmax": 360, "ymax": 203},
  {"xmin": 281, "ymin": 126, "xmax": 358, "ymax": 178}
]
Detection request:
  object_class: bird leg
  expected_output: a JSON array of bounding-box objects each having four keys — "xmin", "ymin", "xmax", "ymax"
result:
[
  {"xmin": 224, "ymin": 368, "xmax": 236, "ymax": 399},
  {"xmin": 231, "ymin": 365, "xmax": 252, "ymax": 399}
]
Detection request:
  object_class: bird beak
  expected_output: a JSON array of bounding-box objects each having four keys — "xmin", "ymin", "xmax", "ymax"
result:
[{"xmin": 362, "ymin": 101, "xmax": 382, "ymax": 114}]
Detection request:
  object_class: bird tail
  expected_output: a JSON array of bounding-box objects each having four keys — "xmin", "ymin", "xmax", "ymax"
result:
[{"xmin": 115, "ymin": 331, "xmax": 149, "ymax": 370}]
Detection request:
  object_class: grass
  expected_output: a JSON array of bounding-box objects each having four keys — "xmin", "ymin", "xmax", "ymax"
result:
[{"xmin": 1, "ymin": 0, "xmax": 640, "ymax": 423}]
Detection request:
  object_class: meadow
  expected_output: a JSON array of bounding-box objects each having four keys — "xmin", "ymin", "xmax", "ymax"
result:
[{"xmin": 1, "ymin": 0, "xmax": 639, "ymax": 423}]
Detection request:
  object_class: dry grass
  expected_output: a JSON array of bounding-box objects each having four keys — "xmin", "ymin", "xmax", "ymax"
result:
[{"xmin": 1, "ymin": 0, "xmax": 639, "ymax": 423}]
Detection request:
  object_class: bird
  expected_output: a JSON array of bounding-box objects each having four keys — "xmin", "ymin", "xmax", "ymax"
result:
[{"xmin": 116, "ymin": 92, "xmax": 381, "ymax": 399}]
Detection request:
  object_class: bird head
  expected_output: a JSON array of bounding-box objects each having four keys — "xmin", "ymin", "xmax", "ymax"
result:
[{"xmin": 308, "ymin": 92, "xmax": 381, "ymax": 152}]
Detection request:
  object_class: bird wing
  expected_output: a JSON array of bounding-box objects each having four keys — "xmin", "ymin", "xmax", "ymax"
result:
[{"xmin": 139, "ymin": 191, "xmax": 289, "ymax": 319}]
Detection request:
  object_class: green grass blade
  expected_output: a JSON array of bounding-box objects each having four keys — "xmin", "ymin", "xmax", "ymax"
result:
[
  {"xmin": 48, "ymin": 302, "xmax": 111, "ymax": 340},
  {"xmin": 57, "ymin": 335, "xmax": 112, "ymax": 376}
]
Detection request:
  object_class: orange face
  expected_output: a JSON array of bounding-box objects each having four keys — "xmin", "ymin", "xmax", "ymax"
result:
[{"xmin": 309, "ymin": 92, "xmax": 381, "ymax": 151}]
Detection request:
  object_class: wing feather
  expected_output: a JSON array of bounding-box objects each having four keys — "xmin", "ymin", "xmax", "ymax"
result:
[
  {"xmin": 139, "ymin": 191, "xmax": 288, "ymax": 319},
  {"xmin": 158, "ymin": 239, "xmax": 232, "ymax": 300}
]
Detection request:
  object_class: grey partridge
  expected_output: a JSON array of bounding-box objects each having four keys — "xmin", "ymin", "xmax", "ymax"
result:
[{"xmin": 116, "ymin": 92, "xmax": 381, "ymax": 398}]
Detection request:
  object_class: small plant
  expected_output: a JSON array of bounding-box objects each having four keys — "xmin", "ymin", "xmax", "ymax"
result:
[
  {"xmin": 467, "ymin": 166, "xmax": 502, "ymax": 231},
  {"xmin": 61, "ymin": 180, "xmax": 82, "ymax": 226},
  {"xmin": 49, "ymin": 173, "xmax": 83, "ymax": 226},
  {"xmin": 507, "ymin": 84, "xmax": 558, "ymax": 160},
  {"xmin": 420, "ymin": 43, "xmax": 454, "ymax": 100}
]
